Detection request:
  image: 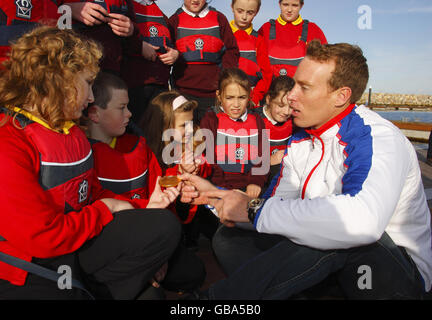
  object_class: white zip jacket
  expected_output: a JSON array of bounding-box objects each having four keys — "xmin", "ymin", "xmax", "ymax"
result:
[{"xmin": 255, "ymin": 104, "xmax": 432, "ymax": 291}]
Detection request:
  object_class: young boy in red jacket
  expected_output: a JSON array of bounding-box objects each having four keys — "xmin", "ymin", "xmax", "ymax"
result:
[{"xmin": 85, "ymin": 72, "xmax": 206, "ymax": 296}]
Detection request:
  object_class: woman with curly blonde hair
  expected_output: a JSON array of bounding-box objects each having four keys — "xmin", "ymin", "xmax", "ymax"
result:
[{"xmin": 0, "ymin": 26, "xmax": 182, "ymax": 300}]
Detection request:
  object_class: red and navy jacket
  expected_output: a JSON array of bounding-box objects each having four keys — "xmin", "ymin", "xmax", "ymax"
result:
[
  {"xmin": 133, "ymin": 0, "xmax": 172, "ymax": 52},
  {"xmin": 254, "ymin": 106, "xmax": 292, "ymax": 154},
  {"xmin": 234, "ymin": 28, "xmax": 262, "ymax": 86},
  {"xmin": 0, "ymin": 110, "xmax": 119, "ymax": 285},
  {"xmin": 259, "ymin": 17, "xmax": 327, "ymax": 78},
  {"xmin": 231, "ymin": 24, "xmax": 272, "ymax": 105},
  {"xmin": 0, "ymin": 0, "xmax": 60, "ymax": 66},
  {"xmin": 174, "ymin": 6, "xmax": 225, "ymax": 65},
  {"xmin": 91, "ymin": 133, "xmax": 161, "ymax": 201},
  {"xmin": 199, "ymin": 108, "xmax": 268, "ymax": 190},
  {"xmin": 168, "ymin": 6, "xmax": 239, "ymax": 97},
  {"xmin": 121, "ymin": 0, "xmax": 174, "ymax": 88}
]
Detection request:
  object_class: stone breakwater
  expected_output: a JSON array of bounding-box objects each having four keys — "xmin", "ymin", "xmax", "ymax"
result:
[{"xmin": 358, "ymin": 93, "xmax": 432, "ymax": 106}]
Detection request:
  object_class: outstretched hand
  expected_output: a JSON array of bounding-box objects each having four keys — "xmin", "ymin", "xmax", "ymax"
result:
[
  {"xmin": 178, "ymin": 173, "xmax": 219, "ymax": 206},
  {"xmin": 147, "ymin": 177, "xmax": 180, "ymax": 209},
  {"xmin": 200, "ymin": 189, "xmax": 250, "ymax": 227}
]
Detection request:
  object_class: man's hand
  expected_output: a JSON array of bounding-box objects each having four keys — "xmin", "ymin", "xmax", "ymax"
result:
[
  {"xmin": 270, "ymin": 149, "xmax": 285, "ymax": 166},
  {"xmin": 142, "ymin": 41, "xmax": 159, "ymax": 61},
  {"xmin": 147, "ymin": 177, "xmax": 180, "ymax": 209},
  {"xmin": 178, "ymin": 173, "xmax": 219, "ymax": 205},
  {"xmin": 107, "ymin": 14, "xmax": 134, "ymax": 37},
  {"xmin": 100, "ymin": 198, "xmax": 134, "ymax": 213},
  {"xmin": 66, "ymin": 2, "xmax": 108, "ymax": 26},
  {"xmin": 159, "ymin": 47, "xmax": 179, "ymax": 66},
  {"xmin": 202, "ymin": 189, "xmax": 251, "ymax": 227},
  {"xmin": 245, "ymin": 184, "xmax": 262, "ymax": 199}
]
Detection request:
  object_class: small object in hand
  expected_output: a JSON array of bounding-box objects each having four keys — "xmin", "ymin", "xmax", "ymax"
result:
[{"xmin": 159, "ymin": 176, "xmax": 181, "ymax": 188}]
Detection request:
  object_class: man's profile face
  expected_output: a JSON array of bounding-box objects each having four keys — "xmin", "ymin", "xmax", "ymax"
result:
[{"xmin": 287, "ymin": 57, "xmax": 340, "ymax": 130}]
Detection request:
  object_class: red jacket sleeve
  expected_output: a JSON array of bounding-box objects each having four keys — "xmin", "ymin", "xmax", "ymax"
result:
[{"xmin": 0, "ymin": 128, "xmax": 113, "ymax": 259}]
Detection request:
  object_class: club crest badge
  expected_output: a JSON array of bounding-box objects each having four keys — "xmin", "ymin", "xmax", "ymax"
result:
[
  {"xmin": 235, "ymin": 147, "xmax": 245, "ymax": 160},
  {"xmin": 132, "ymin": 193, "xmax": 141, "ymax": 199},
  {"xmin": 195, "ymin": 38, "xmax": 204, "ymax": 50},
  {"xmin": 279, "ymin": 68, "xmax": 288, "ymax": 76},
  {"xmin": 149, "ymin": 26, "xmax": 158, "ymax": 37},
  {"xmin": 15, "ymin": 0, "xmax": 33, "ymax": 20},
  {"xmin": 78, "ymin": 180, "xmax": 89, "ymax": 204}
]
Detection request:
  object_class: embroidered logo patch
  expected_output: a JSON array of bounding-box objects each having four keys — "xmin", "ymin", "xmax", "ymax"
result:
[
  {"xmin": 78, "ymin": 180, "xmax": 89, "ymax": 204},
  {"xmin": 279, "ymin": 68, "xmax": 288, "ymax": 76},
  {"xmin": 15, "ymin": 0, "xmax": 33, "ymax": 19},
  {"xmin": 149, "ymin": 25, "xmax": 158, "ymax": 37},
  {"xmin": 194, "ymin": 38, "xmax": 204, "ymax": 50},
  {"xmin": 235, "ymin": 147, "xmax": 245, "ymax": 160}
]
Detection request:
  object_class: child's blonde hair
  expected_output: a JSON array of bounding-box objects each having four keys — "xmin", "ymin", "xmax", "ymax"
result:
[{"xmin": 140, "ymin": 91, "xmax": 198, "ymax": 167}]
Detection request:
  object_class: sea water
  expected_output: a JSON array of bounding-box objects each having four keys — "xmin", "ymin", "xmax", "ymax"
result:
[
  {"xmin": 376, "ymin": 111, "xmax": 432, "ymax": 123},
  {"xmin": 373, "ymin": 110, "xmax": 431, "ymax": 150}
]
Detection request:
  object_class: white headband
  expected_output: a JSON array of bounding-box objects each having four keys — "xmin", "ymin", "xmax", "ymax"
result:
[{"xmin": 172, "ymin": 95, "xmax": 188, "ymax": 111}]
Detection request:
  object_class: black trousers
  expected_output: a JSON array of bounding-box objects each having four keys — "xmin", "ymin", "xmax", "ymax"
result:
[{"xmin": 0, "ymin": 209, "xmax": 182, "ymax": 300}]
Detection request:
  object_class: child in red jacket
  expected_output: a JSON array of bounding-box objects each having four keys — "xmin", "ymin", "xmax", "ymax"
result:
[
  {"xmin": 230, "ymin": 0, "xmax": 272, "ymax": 106},
  {"xmin": 254, "ymin": 75, "xmax": 295, "ymax": 191},
  {"xmin": 168, "ymin": 0, "xmax": 240, "ymax": 123},
  {"xmin": 86, "ymin": 72, "xmax": 205, "ymax": 295},
  {"xmin": 140, "ymin": 90, "xmax": 214, "ymax": 248}
]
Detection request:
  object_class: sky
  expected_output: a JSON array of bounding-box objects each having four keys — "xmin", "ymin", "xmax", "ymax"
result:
[{"xmin": 156, "ymin": 0, "xmax": 432, "ymax": 95}]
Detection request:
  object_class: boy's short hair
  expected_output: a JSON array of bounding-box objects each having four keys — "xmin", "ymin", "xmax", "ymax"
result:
[
  {"xmin": 91, "ymin": 72, "xmax": 128, "ymax": 109},
  {"xmin": 305, "ymin": 40, "xmax": 369, "ymax": 104}
]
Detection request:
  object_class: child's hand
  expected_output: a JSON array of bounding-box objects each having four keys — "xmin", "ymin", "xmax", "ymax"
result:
[
  {"xmin": 179, "ymin": 150, "xmax": 201, "ymax": 175},
  {"xmin": 147, "ymin": 177, "xmax": 180, "ymax": 209},
  {"xmin": 142, "ymin": 41, "xmax": 159, "ymax": 61},
  {"xmin": 245, "ymin": 184, "xmax": 262, "ymax": 199},
  {"xmin": 270, "ymin": 149, "xmax": 285, "ymax": 166},
  {"xmin": 159, "ymin": 47, "xmax": 180, "ymax": 66},
  {"xmin": 150, "ymin": 263, "xmax": 168, "ymax": 288},
  {"xmin": 107, "ymin": 13, "xmax": 134, "ymax": 37},
  {"xmin": 65, "ymin": 2, "xmax": 108, "ymax": 26}
]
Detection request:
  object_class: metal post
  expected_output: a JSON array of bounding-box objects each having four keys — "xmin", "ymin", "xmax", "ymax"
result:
[{"xmin": 367, "ymin": 86, "xmax": 372, "ymax": 107}]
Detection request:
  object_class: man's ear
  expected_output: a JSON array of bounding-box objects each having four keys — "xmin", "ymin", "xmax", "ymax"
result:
[
  {"xmin": 87, "ymin": 105, "xmax": 100, "ymax": 123},
  {"xmin": 335, "ymin": 87, "xmax": 352, "ymax": 107}
]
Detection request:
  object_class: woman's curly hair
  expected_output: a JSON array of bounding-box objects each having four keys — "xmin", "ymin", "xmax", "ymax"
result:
[{"xmin": 0, "ymin": 26, "xmax": 102, "ymax": 131}]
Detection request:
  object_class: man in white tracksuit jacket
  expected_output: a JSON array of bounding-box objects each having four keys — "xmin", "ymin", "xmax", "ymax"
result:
[{"xmin": 180, "ymin": 40, "xmax": 432, "ymax": 299}]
